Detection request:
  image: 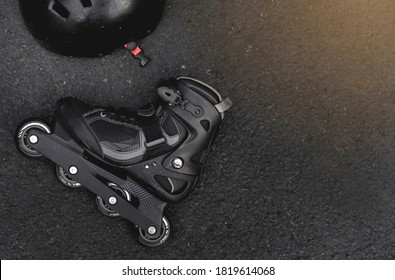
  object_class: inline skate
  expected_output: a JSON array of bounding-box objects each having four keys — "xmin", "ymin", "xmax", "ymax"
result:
[{"xmin": 15, "ymin": 77, "xmax": 232, "ymax": 246}]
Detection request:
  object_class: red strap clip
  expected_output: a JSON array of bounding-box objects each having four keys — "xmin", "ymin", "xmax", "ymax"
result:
[{"xmin": 124, "ymin": 42, "xmax": 150, "ymax": 67}]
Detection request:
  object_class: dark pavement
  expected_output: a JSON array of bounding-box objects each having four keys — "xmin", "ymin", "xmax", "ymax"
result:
[{"xmin": 1, "ymin": 0, "xmax": 395, "ymax": 259}]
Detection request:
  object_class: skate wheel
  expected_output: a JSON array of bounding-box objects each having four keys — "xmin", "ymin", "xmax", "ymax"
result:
[
  {"xmin": 136, "ymin": 216, "xmax": 171, "ymax": 247},
  {"xmin": 15, "ymin": 120, "xmax": 51, "ymax": 158},
  {"xmin": 96, "ymin": 183, "xmax": 131, "ymax": 217},
  {"xmin": 56, "ymin": 165, "xmax": 82, "ymax": 188}
]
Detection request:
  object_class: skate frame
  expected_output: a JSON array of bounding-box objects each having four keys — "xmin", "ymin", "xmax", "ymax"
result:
[{"xmin": 27, "ymin": 125, "xmax": 166, "ymax": 238}]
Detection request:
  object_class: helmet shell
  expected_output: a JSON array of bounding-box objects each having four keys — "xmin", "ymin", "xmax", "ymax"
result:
[{"xmin": 19, "ymin": 0, "xmax": 165, "ymax": 57}]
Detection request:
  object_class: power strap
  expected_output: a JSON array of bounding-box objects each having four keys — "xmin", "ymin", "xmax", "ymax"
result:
[{"xmin": 137, "ymin": 103, "xmax": 166, "ymax": 150}]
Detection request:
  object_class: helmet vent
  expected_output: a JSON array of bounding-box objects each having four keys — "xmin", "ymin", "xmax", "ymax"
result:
[
  {"xmin": 80, "ymin": 0, "xmax": 93, "ymax": 8},
  {"xmin": 49, "ymin": 1, "xmax": 70, "ymax": 19}
]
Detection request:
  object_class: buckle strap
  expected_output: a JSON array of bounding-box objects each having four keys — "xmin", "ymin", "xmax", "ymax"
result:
[
  {"xmin": 158, "ymin": 85, "xmax": 232, "ymax": 115},
  {"xmin": 138, "ymin": 103, "xmax": 166, "ymax": 150},
  {"xmin": 215, "ymin": 97, "xmax": 233, "ymax": 113}
]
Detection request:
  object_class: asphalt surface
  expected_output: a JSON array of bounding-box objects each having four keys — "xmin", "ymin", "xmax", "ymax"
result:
[{"xmin": 1, "ymin": 0, "xmax": 395, "ymax": 259}]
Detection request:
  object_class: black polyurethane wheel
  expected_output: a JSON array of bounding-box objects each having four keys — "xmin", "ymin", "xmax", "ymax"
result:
[
  {"xmin": 96, "ymin": 183, "xmax": 132, "ymax": 217},
  {"xmin": 136, "ymin": 216, "xmax": 172, "ymax": 247},
  {"xmin": 56, "ymin": 165, "xmax": 82, "ymax": 188},
  {"xmin": 15, "ymin": 120, "xmax": 51, "ymax": 158}
]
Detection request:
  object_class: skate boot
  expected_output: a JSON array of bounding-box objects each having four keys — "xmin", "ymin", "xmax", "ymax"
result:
[{"xmin": 15, "ymin": 77, "xmax": 232, "ymax": 246}]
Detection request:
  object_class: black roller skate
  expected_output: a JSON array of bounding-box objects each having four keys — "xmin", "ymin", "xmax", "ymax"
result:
[{"xmin": 15, "ymin": 77, "xmax": 232, "ymax": 246}]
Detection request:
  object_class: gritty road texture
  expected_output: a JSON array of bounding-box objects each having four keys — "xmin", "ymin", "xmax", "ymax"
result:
[{"xmin": 1, "ymin": 0, "xmax": 395, "ymax": 259}]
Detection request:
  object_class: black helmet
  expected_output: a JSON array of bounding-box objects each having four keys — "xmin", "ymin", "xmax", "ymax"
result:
[{"xmin": 19, "ymin": 0, "xmax": 165, "ymax": 57}]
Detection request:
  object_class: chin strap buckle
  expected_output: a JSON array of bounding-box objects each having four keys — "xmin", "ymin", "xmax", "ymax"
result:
[{"xmin": 124, "ymin": 42, "xmax": 151, "ymax": 67}]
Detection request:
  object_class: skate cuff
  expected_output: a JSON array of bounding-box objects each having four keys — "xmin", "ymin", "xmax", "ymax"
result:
[{"xmin": 215, "ymin": 97, "xmax": 233, "ymax": 113}]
